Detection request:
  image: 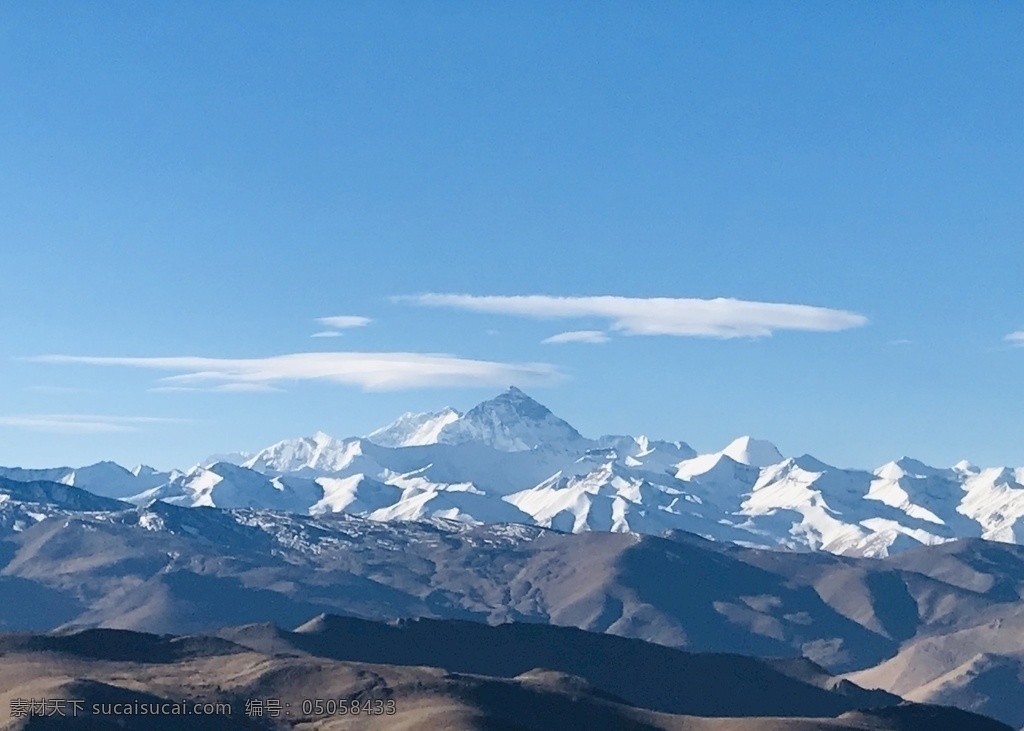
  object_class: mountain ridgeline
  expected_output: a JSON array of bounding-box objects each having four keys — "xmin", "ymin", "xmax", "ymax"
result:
[
  {"xmin": 4, "ymin": 390, "xmax": 1024, "ymax": 727},
  {"xmin": 0, "ymin": 490, "xmax": 1023, "ymax": 727},
  {"xmin": 4, "ymin": 387, "xmax": 1023, "ymax": 558}
]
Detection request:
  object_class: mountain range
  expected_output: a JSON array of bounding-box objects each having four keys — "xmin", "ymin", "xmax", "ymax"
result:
[
  {"xmin": 4, "ymin": 388, "xmax": 1024, "ymax": 727},
  {"xmin": 1, "ymin": 616, "xmax": 1010, "ymax": 731},
  {"xmin": 2, "ymin": 471, "xmax": 1024, "ymax": 726},
  {"xmin": 5, "ymin": 387, "xmax": 1024, "ymax": 558}
]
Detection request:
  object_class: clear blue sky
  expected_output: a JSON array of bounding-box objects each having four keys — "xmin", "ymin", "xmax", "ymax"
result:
[{"xmin": 1, "ymin": 2, "xmax": 1022, "ymax": 470}]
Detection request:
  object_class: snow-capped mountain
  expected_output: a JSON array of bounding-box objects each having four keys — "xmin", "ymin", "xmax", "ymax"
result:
[
  {"xmin": 196, "ymin": 451, "xmax": 253, "ymax": 468},
  {"xmin": 675, "ymin": 436, "xmax": 781, "ymax": 479},
  {"xmin": 366, "ymin": 407, "xmax": 461, "ymax": 447},
  {"xmin": 3, "ymin": 481, "xmax": 1024, "ymax": 727},
  {"xmin": 435, "ymin": 386, "xmax": 588, "ymax": 452},
  {"xmin": 130, "ymin": 462, "xmax": 322, "ymax": 514},
  {"xmin": 5, "ymin": 387, "xmax": 1024, "ymax": 558},
  {"xmin": 242, "ymin": 430, "xmax": 368, "ymax": 475},
  {"xmin": 0, "ymin": 461, "xmax": 172, "ymax": 500},
  {"xmin": 0, "ymin": 475, "xmax": 128, "ymax": 534}
]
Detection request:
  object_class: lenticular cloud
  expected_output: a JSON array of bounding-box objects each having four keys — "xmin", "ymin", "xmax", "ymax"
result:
[
  {"xmin": 28, "ymin": 352, "xmax": 562, "ymax": 392},
  {"xmin": 397, "ymin": 294, "xmax": 868, "ymax": 338}
]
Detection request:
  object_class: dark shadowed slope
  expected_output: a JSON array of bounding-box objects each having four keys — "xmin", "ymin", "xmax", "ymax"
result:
[
  {"xmin": 217, "ymin": 614, "xmax": 899, "ymax": 718},
  {"xmin": 0, "ymin": 621, "xmax": 1012, "ymax": 731},
  {"xmin": 3, "ymin": 492, "xmax": 1024, "ymax": 725}
]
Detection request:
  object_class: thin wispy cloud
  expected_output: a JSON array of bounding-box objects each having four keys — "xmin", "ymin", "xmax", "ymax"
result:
[
  {"xmin": 29, "ymin": 352, "xmax": 562, "ymax": 391},
  {"xmin": 397, "ymin": 294, "xmax": 868, "ymax": 338},
  {"xmin": 1004, "ymin": 331, "xmax": 1024, "ymax": 346},
  {"xmin": 542, "ymin": 330, "xmax": 610, "ymax": 344},
  {"xmin": 27, "ymin": 385, "xmax": 95, "ymax": 394},
  {"xmin": 149, "ymin": 383, "xmax": 284, "ymax": 394},
  {"xmin": 316, "ymin": 315, "xmax": 372, "ymax": 329},
  {"xmin": 312, "ymin": 315, "xmax": 372, "ymax": 339},
  {"xmin": 0, "ymin": 414, "xmax": 186, "ymax": 435}
]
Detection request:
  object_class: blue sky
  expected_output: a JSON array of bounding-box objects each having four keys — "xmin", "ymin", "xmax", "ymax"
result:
[{"xmin": 1, "ymin": 3, "xmax": 1022, "ymax": 470}]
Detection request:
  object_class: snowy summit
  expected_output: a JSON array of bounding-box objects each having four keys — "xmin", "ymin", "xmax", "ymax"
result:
[{"xmin": 3, "ymin": 387, "xmax": 1024, "ymax": 559}]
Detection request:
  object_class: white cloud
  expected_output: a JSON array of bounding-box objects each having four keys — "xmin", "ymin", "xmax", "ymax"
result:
[
  {"xmin": 149, "ymin": 383, "xmax": 284, "ymax": 394},
  {"xmin": 1005, "ymin": 331, "xmax": 1024, "ymax": 346},
  {"xmin": 542, "ymin": 330, "xmax": 610, "ymax": 344},
  {"xmin": 311, "ymin": 331, "xmax": 344, "ymax": 338},
  {"xmin": 0, "ymin": 414, "xmax": 186, "ymax": 435},
  {"xmin": 397, "ymin": 294, "xmax": 868, "ymax": 338},
  {"xmin": 316, "ymin": 315, "xmax": 372, "ymax": 329},
  {"xmin": 29, "ymin": 352, "xmax": 562, "ymax": 392},
  {"xmin": 27, "ymin": 385, "xmax": 95, "ymax": 394}
]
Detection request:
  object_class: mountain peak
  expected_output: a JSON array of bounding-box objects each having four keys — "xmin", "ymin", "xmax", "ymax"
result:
[
  {"xmin": 502, "ymin": 385, "xmax": 541, "ymax": 403},
  {"xmin": 312, "ymin": 430, "xmax": 339, "ymax": 444},
  {"xmin": 722, "ymin": 436, "xmax": 783, "ymax": 467},
  {"xmin": 80, "ymin": 460, "xmax": 131, "ymax": 474},
  {"xmin": 889, "ymin": 456, "xmax": 947, "ymax": 479},
  {"xmin": 436, "ymin": 388, "xmax": 586, "ymax": 452},
  {"xmin": 459, "ymin": 388, "xmax": 556, "ymax": 423},
  {"xmin": 241, "ymin": 431, "xmax": 363, "ymax": 475},
  {"xmin": 953, "ymin": 459, "xmax": 978, "ymax": 473},
  {"xmin": 366, "ymin": 408, "xmax": 462, "ymax": 448}
]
